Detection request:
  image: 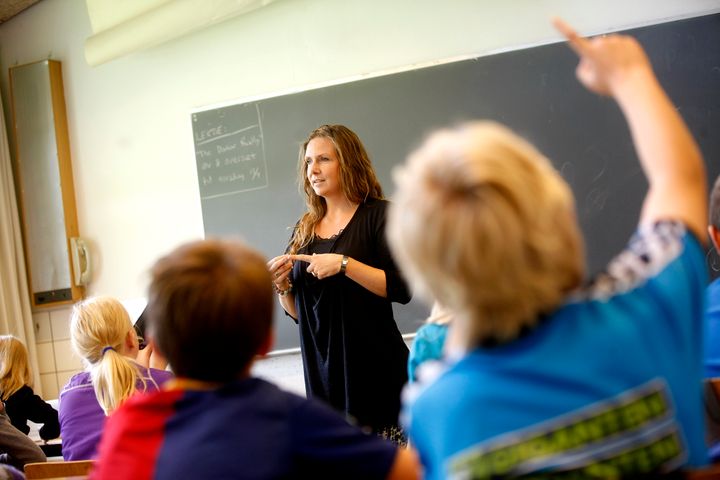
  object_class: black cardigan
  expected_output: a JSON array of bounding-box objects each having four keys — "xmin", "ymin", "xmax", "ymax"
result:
[{"xmin": 4, "ymin": 385, "xmax": 60, "ymax": 441}]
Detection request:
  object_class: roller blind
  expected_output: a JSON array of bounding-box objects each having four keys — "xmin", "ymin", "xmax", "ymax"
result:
[{"xmin": 84, "ymin": 0, "xmax": 278, "ymax": 66}]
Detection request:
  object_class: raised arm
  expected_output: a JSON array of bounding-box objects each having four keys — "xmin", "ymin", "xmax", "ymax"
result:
[{"xmin": 554, "ymin": 18, "xmax": 707, "ymax": 240}]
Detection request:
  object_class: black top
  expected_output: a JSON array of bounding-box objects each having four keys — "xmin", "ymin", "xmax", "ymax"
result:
[
  {"xmin": 3, "ymin": 385, "xmax": 60, "ymax": 441},
  {"xmin": 290, "ymin": 199, "xmax": 411, "ymax": 433}
]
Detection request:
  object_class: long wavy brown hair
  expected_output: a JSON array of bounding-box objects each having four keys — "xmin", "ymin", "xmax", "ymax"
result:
[{"xmin": 288, "ymin": 125, "xmax": 384, "ymax": 254}]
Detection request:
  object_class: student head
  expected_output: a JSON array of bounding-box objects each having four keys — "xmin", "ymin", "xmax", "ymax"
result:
[
  {"xmin": 70, "ymin": 296, "xmax": 142, "ymax": 414},
  {"xmin": 0, "ymin": 336, "xmax": 32, "ymax": 401},
  {"xmin": 290, "ymin": 125, "xmax": 383, "ymax": 253},
  {"xmin": 388, "ymin": 121, "xmax": 584, "ymax": 348},
  {"xmin": 145, "ymin": 238, "xmax": 273, "ymax": 383},
  {"xmin": 709, "ymin": 175, "xmax": 720, "ymax": 251}
]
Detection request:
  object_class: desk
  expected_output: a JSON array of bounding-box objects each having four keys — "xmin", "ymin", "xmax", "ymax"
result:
[
  {"xmin": 38, "ymin": 441, "xmax": 62, "ymax": 458},
  {"xmin": 33, "ymin": 438, "xmax": 63, "ymax": 459},
  {"xmin": 29, "ymin": 411, "xmax": 63, "ymax": 459}
]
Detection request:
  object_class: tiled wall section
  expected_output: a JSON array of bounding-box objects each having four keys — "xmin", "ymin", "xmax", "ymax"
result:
[
  {"xmin": 32, "ymin": 306, "xmax": 414, "ymax": 401},
  {"xmin": 32, "ymin": 306, "xmax": 84, "ymax": 400}
]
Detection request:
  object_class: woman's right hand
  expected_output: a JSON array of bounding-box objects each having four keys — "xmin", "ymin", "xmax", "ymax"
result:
[{"xmin": 267, "ymin": 255, "xmax": 293, "ymax": 289}]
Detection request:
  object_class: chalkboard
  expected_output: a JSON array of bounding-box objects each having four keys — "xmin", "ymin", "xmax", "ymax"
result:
[
  {"xmin": 191, "ymin": 14, "xmax": 720, "ymax": 351},
  {"xmin": 193, "ymin": 104, "xmax": 268, "ymax": 198}
]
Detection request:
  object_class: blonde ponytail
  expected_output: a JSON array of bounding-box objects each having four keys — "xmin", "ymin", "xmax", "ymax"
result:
[{"xmin": 71, "ymin": 297, "xmax": 144, "ymax": 415}]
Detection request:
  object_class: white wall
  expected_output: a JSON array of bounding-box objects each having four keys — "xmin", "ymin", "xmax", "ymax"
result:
[{"xmin": 0, "ymin": 0, "xmax": 717, "ymax": 302}]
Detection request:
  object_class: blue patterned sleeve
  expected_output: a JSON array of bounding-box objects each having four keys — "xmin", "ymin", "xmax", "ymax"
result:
[{"xmin": 583, "ymin": 221, "xmax": 707, "ymax": 352}]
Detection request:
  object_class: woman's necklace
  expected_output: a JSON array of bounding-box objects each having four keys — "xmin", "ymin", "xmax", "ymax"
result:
[{"xmin": 318, "ymin": 203, "xmax": 358, "ymax": 239}]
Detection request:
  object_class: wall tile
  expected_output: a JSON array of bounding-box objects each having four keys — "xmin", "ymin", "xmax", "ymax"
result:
[
  {"xmin": 32, "ymin": 311, "xmax": 51, "ymax": 343},
  {"xmin": 56, "ymin": 369, "xmax": 81, "ymax": 392},
  {"xmin": 36, "ymin": 342, "xmax": 56, "ymax": 374},
  {"xmin": 39, "ymin": 373, "xmax": 59, "ymax": 401},
  {"xmin": 49, "ymin": 308, "xmax": 72, "ymax": 340},
  {"xmin": 53, "ymin": 340, "xmax": 83, "ymax": 371}
]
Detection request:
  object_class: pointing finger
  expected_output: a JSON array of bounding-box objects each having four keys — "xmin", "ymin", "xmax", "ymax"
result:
[
  {"xmin": 552, "ymin": 17, "xmax": 592, "ymax": 57},
  {"xmin": 289, "ymin": 254, "xmax": 313, "ymax": 263}
]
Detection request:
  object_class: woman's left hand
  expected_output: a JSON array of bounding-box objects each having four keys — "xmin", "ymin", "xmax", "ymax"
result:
[{"xmin": 290, "ymin": 253, "xmax": 345, "ymax": 280}]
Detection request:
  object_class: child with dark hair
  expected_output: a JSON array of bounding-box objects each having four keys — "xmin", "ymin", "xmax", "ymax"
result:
[
  {"xmin": 704, "ymin": 175, "xmax": 720, "ymax": 378},
  {"xmin": 703, "ymin": 176, "xmax": 720, "ymax": 461},
  {"xmin": 92, "ymin": 238, "xmax": 419, "ymax": 480}
]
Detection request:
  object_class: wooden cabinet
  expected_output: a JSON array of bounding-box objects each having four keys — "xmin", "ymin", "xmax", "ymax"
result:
[{"xmin": 9, "ymin": 60, "xmax": 85, "ymax": 307}]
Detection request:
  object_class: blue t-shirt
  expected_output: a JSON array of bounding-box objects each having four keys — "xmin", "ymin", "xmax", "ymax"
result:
[
  {"xmin": 405, "ymin": 222, "xmax": 708, "ymax": 479},
  {"xmin": 93, "ymin": 377, "xmax": 398, "ymax": 479},
  {"xmin": 408, "ymin": 323, "xmax": 449, "ymax": 383},
  {"xmin": 705, "ymin": 277, "xmax": 720, "ymax": 378}
]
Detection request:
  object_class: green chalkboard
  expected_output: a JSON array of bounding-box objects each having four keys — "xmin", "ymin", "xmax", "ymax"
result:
[{"xmin": 192, "ymin": 14, "xmax": 720, "ymax": 351}]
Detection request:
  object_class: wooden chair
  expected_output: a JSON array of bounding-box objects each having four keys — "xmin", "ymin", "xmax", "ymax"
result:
[
  {"xmin": 684, "ymin": 463, "xmax": 720, "ymax": 479},
  {"xmin": 688, "ymin": 378, "xmax": 720, "ymax": 480},
  {"xmin": 24, "ymin": 459, "xmax": 94, "ymax": 479},
  {"xmin": 704, "ymin": 379, "xmax": 720, "ymax": 442}
]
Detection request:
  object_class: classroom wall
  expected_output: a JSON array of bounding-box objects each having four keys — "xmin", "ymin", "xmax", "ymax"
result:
[
  {"xmin": 0, "ymin": 0, "xmax": 718, "ymax": 396},
  {"xmin": 1, "ymin": 0, "xmax": 717, "ymax": 302}
]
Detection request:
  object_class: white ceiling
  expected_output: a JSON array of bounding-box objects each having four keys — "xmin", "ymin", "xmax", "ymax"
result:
[{"xmin": 0, "ymin": 0, "xmax": 42, "ymax": 24}]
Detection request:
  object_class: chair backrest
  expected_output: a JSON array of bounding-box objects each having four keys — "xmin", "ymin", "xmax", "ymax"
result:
[
  {"xmin": 684, "ymin": 463, "xmax": 720, "ymax": 479},
  {"xmin": 24, "ymin": 460, "xmax": 94, "ymax": 479},
  {"xmin": 703, "ymin": 378, "xmax": 720, "ymax": 452}
]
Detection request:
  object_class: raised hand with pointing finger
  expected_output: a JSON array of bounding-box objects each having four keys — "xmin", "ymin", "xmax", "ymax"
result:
[
  {"xmin": 552, "ymin": 18, "xmax": 652, "ymax": 97},
  {"xmin": 554, "ymin": 17, "xmax": 705, "ymax": 239},
  {"xmin": 384, "ymin": 17, "xmax": 708, "ymax": 478}
]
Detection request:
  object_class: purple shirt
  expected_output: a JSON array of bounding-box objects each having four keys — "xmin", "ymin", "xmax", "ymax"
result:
[{"xmin": 59, "ymin": 365, "xmax": 173, "ymax": 460}]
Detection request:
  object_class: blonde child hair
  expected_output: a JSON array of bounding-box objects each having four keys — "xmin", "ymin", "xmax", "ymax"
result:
[
  {"xmin": 426, "ymin": 302, "xmax": 452, "ymax": 326},
  {"xmin": 0, "ymin": 336, "xmax": 33, "ymax": 401},
  {"xmin": 70, "ymin": 296, "xmax": 144, "ymax": 415},
  {"xmin": 388, "ymin": 121, "xmax": 584, "ymax": 348}
]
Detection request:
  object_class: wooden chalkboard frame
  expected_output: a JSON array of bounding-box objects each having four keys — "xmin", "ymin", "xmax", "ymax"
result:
[{"xmin": 191, "ymin": 14, "xmax": 720, "ymax": 351}]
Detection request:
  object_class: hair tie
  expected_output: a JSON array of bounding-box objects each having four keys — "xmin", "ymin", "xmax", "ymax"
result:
[{"xmin": 101, "ymin": 346, "xmax": 115, "ymax": 356}]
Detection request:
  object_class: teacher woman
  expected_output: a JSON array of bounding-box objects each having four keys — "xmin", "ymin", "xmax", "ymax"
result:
[{"xmin": 268, "ymin": 124, "xmax": 411, "ymax": 440}]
